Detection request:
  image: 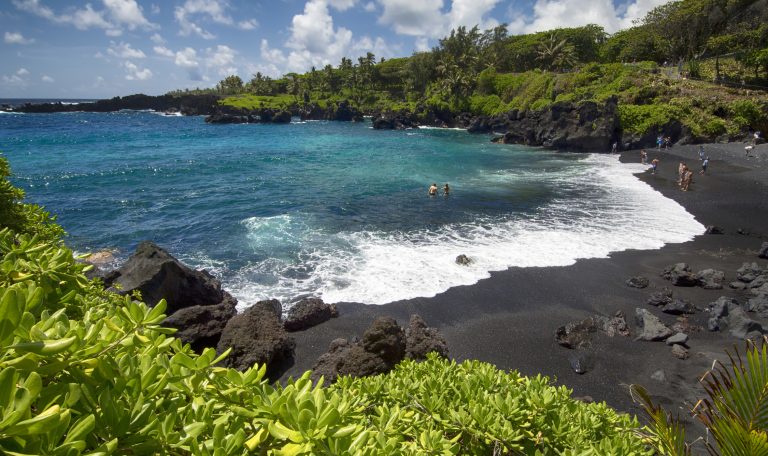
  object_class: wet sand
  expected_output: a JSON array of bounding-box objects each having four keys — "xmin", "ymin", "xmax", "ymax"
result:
[{"xmin": 282, "ymin": 141, "xmax": 768, "ymax": 446}]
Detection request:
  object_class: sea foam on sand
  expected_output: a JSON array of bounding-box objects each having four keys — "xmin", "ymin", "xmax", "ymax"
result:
[{"xmin": 225, "ymin": 154, "xmax": 704, "ymax": 307}]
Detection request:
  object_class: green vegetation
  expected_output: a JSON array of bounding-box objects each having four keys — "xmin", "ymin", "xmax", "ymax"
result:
[
  {"xmin": 0, "ymin": 155, "xmax": 650, "ymax": 453},
  {"xmin": 632, "ymin": 337, "xmax": 768, "ymax": 455},
  {"xmin": 198, "ymin": 0, "xmax": 768, "ymax": 140}
]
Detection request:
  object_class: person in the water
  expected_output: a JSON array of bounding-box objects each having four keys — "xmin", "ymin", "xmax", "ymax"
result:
[
  {"xmin": 428, "ymin": 183, "xmax": 438, "ymax": 196},
  {"xmin": 443, "ymin": 183, "xmax": 450, "ymax": 196}
]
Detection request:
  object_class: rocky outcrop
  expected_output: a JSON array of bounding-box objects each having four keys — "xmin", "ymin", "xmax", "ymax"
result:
[
  {"xmin": 205, "ymin": 108, "xmax": 293, "ymax": 124},
  {"xmin": 216, "ymin": 299, "xmax": 295, "ymax": 381},
  {"xmin": 104, "ymin": 241, "xmax": 225, "ymax": 314},
  {"xmin": 164, "ymin": 294, "xmax": 237, "ymax": 352},
  {"xmin": 455, "ymin": 254, "xmax": 472, "ymax": 266},
  {"xmin": 372, "ymin": 111, "xmax": 419, "ymax": 130},
  {"xmin": 661, "ymin": 298, "xmax": 696, "ymax": 315},
  {"xmin": 647, "ymin": 288, "xmax": 673, "ymax": 307},
  {"xmin": 696, "ymin": 269, "xmax": 725, "ymax": 289},
  {"xmin": 299, "ymin": 101, "xmax": 363, "ymax": 121},
  {"xmin": 555, "ymin": 311, "xmax": 630, "ymax": 348},
  {"xmin": 405, "ymin": 314, "xmax": 448, "ymax": 360},
  {"xmin": 283, "ymin": 298, "xmax": 338, "ymax": 332},
  {"xmin": 485, "ymin": 97, "xmax": 621, "ymax": 152},
  {"xmin": 11, "ymin": 93, "xmax": 220, "ymax": 116},
  {"xmin": 625, "ymin": 276, "xmax": 649, "ymax": 288},
  {"xmin": 661, "ymin": 263, "xmax": 698, "ymax": 287},
  {"xmin": 311, "ymin": 315, "xmax": 446, "ymax": 383}
]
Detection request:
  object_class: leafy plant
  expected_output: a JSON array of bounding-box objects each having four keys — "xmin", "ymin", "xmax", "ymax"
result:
[{"xmin": 632, "ymin": 337, "xmax": 768, "ymax": 455}]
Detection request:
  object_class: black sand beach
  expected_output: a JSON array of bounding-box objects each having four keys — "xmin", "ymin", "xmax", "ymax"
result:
[{"xmin": 281, "ymin": 141, "xmax": 768, "ymax": 445}]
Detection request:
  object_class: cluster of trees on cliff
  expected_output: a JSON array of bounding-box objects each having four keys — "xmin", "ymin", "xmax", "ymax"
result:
[{"xmin": 169, "ymin": 0, "xmax": 768, "ymax": 108}]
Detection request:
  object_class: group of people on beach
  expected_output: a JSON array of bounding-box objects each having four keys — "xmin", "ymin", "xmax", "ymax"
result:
[
  {"xmin": 642, "ymin": 140, "xmax": 709, "ymax": 189},
  {"xmin": 428, "ymin": 183, "xmax": 450, "ymax": 196}
]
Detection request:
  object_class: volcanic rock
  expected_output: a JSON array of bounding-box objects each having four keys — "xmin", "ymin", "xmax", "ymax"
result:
[
  {"xmin": 662, "ymin": 298, "xmax": 696, "ymax": 315},
  {"xmin": 671, "ymin": 344, "xmax": 689, "ymax": 360},
  {"xmin": 661, "ymin": 263, "xmax": 698, "ymax": 287},
  {"xmin": 626, "ymin": 276, "xmax": 649, "ymax": 288},
  {"xmin": 634, "ymin": 308, "xmax": 674, "ymax": 341},
  {"xmin": 455, "ymin": 254, "xmax": 472, "ymax": 265},
  {"xmin": 164, "ymin": 293, "xmax": 237, "ymax": 352},
  {"xmin": 283, "ymin": 298, "xmax": 338, "ymax": 332},
  {"xmin": 759, "ymin": 242, "xmax": 768, "ymax": 259},
  {"xmin": 216, "ymin": 299, "xmax": 295, "ymax": 381},
  {"xmin": 665, "ymin": 332, "xmax": 689, "ymax": 346},
  {"xmin": 696, "ymin": 269, "xmax": 724, "ymax": 289},
  {"xmin": 405, "ymin": 314, "xmax": 448, "ymax": 360},
  {"xmin": 647, "ymin": 288, "xmax": 673, "ymax": 307}
]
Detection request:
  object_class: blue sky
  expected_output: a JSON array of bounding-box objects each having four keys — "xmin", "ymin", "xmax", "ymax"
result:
[{"xmin": 1, "ymin": 0, "xmax": 669, "ymax": 98}]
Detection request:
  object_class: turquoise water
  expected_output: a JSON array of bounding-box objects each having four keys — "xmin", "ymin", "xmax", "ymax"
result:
[{"xmin": 0, "ymin": 111, "xmax": 703, "ymax": 307}]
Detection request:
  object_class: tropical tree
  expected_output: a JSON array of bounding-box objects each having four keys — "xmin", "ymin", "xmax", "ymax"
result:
[
  {"xmin": 536, "ymin": 34, "xmax": 578, "ymax": 71},
  {"xmin": 216, "ymin": 75, "xmax": 244, "ymax": 95}
]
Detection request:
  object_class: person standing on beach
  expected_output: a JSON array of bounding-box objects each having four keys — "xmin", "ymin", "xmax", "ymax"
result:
[
  {"xmin": 443, "ymin": 184, "xmax": 450, "ymax": 196},
  {"xmin": 657, "ymin": 135, "xmax": 663, "ymax": 150},
  {"xmin": 428, "ymin": 183, "xmax": 438, "ymax": 196},
  {"xmin": 611, "ymin": 142, "xmax": 618, "ymax": 153},
  {"xmin": 640, "ymin": 150, "xmax": 647, "ymax": 164},
  {"xmin": 651, "ymin": 158, "xmax": 659, "ymax": 174},
  {"xmin": 700, "ymin": 157, "xmax": 709, "ymax": 175},
  {"xmin": 681, "ymin": 170, "xmax": 694, "ymax": 191},
  {"xmin": 699, "ymin": 145, "xmax": 705, "ymax": 160},
  {"xmin": 678, "ymin": 162, "xmax": 687, "ymax": 185}
]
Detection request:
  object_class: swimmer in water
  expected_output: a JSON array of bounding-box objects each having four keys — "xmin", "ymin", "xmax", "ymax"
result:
[
  {"xmin": 428, "ymin": 183, "xmax": 438, "ymax": 196},
  {"xmin": 443, "ymin": 183, "xmax": 450, "ymax": 196}
]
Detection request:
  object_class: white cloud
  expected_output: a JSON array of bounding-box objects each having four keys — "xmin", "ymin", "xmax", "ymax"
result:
[
  {"xmin": 363, "ymin": 2, "xmax": 376, "ymax": 12},
  {"xmin": 154, "ymin": 45, "xmax": 175, "ymax": 57},
  {"xmin": 41, "ymin": 75, "xmax": 54, "ymax": 83},
  {"xmin": 150, "ymin": 33, "xmax": 165, "ymax": 44},
  {"xmin": 102, "ymin": 0, "xmax": 156, "ymax": 30},
  {"xmin": 174, "ymin": 0, "xmax": 258, "ymax": 38},
  {"xmin": 206, "ymin": 44, "xmax": 236, "ymax": 68},
  {"xmin": 123, "ymin": 60, "xmax": 152, "ymax": 80},
  {"xmin": 1, "ymin": 68, "xmax": 30, "ymax": 86},
  {"xmin": 327, "ymin": 0, "xmax": 357, "ymax": 11},
  {"xmin": 4, "ymin": 31, "xmax": 35, "ymax": 45},
  {"xmin": 238, "ymin": 19, "xmax": 258, "ymax": 30},
  {"xmin": 414, "ymin": 36, "xmax": 430, "ymax": 52},
  {"xmin": 507, "ymin": 0, "xmax": 668, "ymax": 34},
  {"xmin": 12, "ymin": 0, "xmax": 155, "ymax": 36},
  {"xmin": 377, "ymin": 0, "xmax": 444, "ymax": 36},
  {"xmin": 175, "ymin": 47, "xmax": 203, "ymax": 80},
  {"xmin": 285, "ymin": 0, "xmax": 354, "ymax": 71},
  {"xmin": 376, "ymin": 0, "xmax": 500, "ymax": 38},
  {"xmin": 175, "ymin": 47, "xmax": 199, "ymax": 68},
  {"xmin": 108, "ymin": 42, "xmax": 146, "ymax": 59}
]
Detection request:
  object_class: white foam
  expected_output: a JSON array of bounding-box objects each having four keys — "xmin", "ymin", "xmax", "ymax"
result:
[
  {"xmin": 417, "ymin": 126, "xmax": 467, "ymax": 131},
  {"xmin": 222, "ymin": 155, "xmax": 703, "ymax": 307}
]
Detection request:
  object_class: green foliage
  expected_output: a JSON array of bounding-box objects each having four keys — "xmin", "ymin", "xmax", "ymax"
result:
[
  {"xmin": 634, "ymin": 337, "xmax": 768, "ymax": 455},
  {"xmin": 618, "ymin": 104, "xmax": 684, "ymax": 134},
  {"xmin": 729, "ymin": 99, "xmax": 768, "ymax": 129},
  {"xmin": 0, "ymin": 156, "xmax": 64, "ymax": 242}
]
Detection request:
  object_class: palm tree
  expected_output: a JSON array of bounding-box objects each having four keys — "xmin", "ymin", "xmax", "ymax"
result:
[{"xmin": 536, "ymin": 34, "xmax": 577, "ymax": 72}]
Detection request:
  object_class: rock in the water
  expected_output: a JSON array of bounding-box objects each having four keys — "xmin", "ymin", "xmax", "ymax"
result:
[
  {"xmin": 283, "ymin": 298, "xmax": 338, "ymax": 332},
  {"xmin": 164, "ymin": 293, "xmax": 237, "ymax": 352},
  {"xmin": 647, "ymin": 288, "xmax": 673, "ymax": 307},
  {"xmin": 104, "ymin": 241, "xmax": 224, "ymax": 314},
  {"xmin": 635, "ymin": 308, "xmax": 674, "ymax": 341},
  {"xmin": 455, "ymin": 254, "xmax": 472, "ymax": 265},
  {"xmin": 696, "ymin": 269, "xmax": 724, "ymax": 289},
  {"xmin": 216, "ymin": 299, "xmax": 295, "ymax": 381},
  {"xmin": 665, "ymin": 332, "xmax": 689, "ymax": 346},
  {"xmin": 626, "ymin": 276, "xmax": 649, "ymax": 288},
  {"xmin": 759, "ymin": 242, "xmax": 768, "ymax": 259},
  {"xmin": 405, "ymin": 314, "xmax": 448, "ymax": 360},
  {"xmin": 661, "ymin": 263, "xmax": 698, "ymax": 287},
  {"xmin": 727, "ymin": 306, "xmax": 765, "ymax": 340},
  {"xmin": 671, "ymin": 344, "xmax": 689, "ymax": 360},
  {"xmin": 704, "ymin": 225, "xmax": 724, "ymax": 234},
  {"xmin": 662, "ymin": 299, "xmax": 696, "ymax": 315}
]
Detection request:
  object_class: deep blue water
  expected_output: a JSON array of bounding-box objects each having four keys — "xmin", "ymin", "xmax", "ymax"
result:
[{"xmin": 0, "ymin": 111, "xmax": 702, "ymax": 307}]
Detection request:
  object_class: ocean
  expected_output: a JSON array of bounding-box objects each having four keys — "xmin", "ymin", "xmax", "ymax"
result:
[{"xmin": 0, "ymin": 110, "xmax": 704, "ymax": 309}]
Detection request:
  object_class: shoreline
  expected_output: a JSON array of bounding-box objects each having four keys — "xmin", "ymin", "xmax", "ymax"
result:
[{"xmin": 282, "ymin": 141, "xmax": 768, "ymax": 443}]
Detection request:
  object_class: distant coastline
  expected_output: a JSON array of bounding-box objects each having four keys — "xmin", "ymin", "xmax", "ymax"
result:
[{"xmin": 0, "ymin": 98, "xmax": 100, "ymax": 108}]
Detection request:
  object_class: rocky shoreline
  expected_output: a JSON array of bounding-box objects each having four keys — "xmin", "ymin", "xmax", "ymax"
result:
[
  {"xmin": 10, "ymin": 94, "xmax": 761, "ymax": 152},
  {"xmin": 85, "ymin": 140, "xmax": 768, "ymax": 450}
]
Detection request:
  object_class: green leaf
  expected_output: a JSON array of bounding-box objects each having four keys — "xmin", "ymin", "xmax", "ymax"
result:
[
  {"xmin": 11, "ymin": 336, "xmax": 77, "ymax": 355},
  {"xmin": 4, "ymin": 404, "xmax": 63, "ymax": 436},
  {"xmin": 63, "ymin": 414, "xmax": 95, "ymax": 445},
  {"xmin": 0, "ymin": 288, "xmax": 23, "ymax": 345}
]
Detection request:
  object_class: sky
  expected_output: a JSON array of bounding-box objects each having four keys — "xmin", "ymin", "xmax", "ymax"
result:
[{"xmin": 0, "ymin": 0, "xmax": 670, "ymax": 98}]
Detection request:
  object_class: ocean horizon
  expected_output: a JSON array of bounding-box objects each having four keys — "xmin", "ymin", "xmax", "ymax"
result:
[{"xmin": 0, "ymin": 110, "xmax": 704, "ymax": 310}]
